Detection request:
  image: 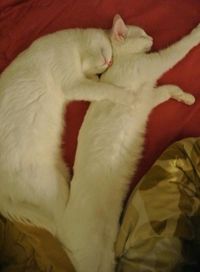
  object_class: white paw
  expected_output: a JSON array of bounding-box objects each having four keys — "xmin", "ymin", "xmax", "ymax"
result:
[
  {"xmin": 182, "ymin": 93, "xmax": 195, "ymax": 105},
  {"xmin": 173, "ymin": 92, "xmax": 195, "ymax": 105}
]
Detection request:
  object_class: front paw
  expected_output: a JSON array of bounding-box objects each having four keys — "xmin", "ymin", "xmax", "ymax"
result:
[
  {"xmin": 181, "ymin": 93, "xmax": 195, "ymax": 105},
  {"xmin": 171, "ymin": 91, "xmax": 195, "ymax": 105}
]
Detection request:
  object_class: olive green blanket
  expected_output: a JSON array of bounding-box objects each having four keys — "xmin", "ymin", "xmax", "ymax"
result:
[{"xmin": 0, "ymin": 137, "xmax": 200, "ymax": 271}]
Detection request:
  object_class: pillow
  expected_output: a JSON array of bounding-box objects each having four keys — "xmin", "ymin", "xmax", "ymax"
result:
[{"xmin": 115, "ymin": 137, "xmax": 200, "ymax": 272}]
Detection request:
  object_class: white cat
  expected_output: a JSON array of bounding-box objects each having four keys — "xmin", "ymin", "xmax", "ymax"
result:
[
  {"xmin": 62, "ymin": 15, "xmax": 199, "ymax": 272},
  {"xmin": 0, "ymin": 26, "xmax": 135, "ymax": 234}
]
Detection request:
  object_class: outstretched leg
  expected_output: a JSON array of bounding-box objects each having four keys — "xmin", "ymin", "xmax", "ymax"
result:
[
  {"xmin": 144, "ymin": 23, "xmax": 200, "ymax": 81},
  {"xmin": 64, "ymin": 79, "xmax": 135, "ymax": 106},
  {"xmin": 152, "ymin": 85, "xmax": 195, "ymax": 107}
]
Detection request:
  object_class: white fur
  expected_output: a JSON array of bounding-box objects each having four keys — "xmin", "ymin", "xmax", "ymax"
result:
[
  {"xmin": 0, "ymin": 27, "xmax": 136, "ymax": 233},
  {"xmin": 62, "ymin": 16, "xmax": 200, "ymax": 272}
]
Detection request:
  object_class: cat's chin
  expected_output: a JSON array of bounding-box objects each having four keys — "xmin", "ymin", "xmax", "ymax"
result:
[
  {"xmin": 142, "ymin": 45, "xmax": 152, "ymax": 53},
  {"xmin": 87, "ymin": 74, "xmax": 100, "ymax": 81},
  {"xmin": 145, "ymin": 41, "xmax": 153, "ymax": 52},
  {"xmin": 146, "ymin": 47, "xmax": 152, "ymax": 53}
]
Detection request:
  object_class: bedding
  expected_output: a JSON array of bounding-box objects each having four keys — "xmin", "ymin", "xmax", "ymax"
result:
[
  {"xmin": 1, "ymin": 0, "xmax": 200, "ymax": 271},
  {"xmin": 116, "ymin": 137, "xmax": 200, "ymax": 272},
  {"xmin": 0, "ymin": 216, "xmax": 75, "ymax": 272}
]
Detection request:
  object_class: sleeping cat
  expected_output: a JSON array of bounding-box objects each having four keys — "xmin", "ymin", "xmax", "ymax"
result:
[
  {"xmin": 0, "ymin": 26, "xmax": 135, "ymax": 234},
  {"xmin": 61, "ymin": 15, "xmax": 200, "ymax": 272}
]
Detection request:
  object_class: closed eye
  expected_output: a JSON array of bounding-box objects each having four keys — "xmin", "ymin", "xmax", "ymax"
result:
[
  {"xmin": 100, "ymin": 48, "xmax": 106, "ymax": 58},
  {"xmin": 99, "ymin": 49, "xmax": 106, "ymax": 64}
]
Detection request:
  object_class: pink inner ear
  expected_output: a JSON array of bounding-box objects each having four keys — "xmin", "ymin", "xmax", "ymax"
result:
[{"xmin": 111, "ymin": 14, "xmax": 128, "ymax": 41}]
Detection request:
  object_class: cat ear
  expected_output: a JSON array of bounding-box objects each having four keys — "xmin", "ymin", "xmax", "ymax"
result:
[{"xmin": 111, "ymin": 14, "xmax": 128, "ymax": 41}]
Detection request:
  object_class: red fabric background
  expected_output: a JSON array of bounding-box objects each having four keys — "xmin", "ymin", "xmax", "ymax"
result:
[{"xmin": 0, "ymin": 0, "xmax": 200, "ymax": 190}]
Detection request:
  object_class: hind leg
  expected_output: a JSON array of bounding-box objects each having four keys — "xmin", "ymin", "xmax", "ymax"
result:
[{"xmin": 0, "ymin": 162, "xmax": 70, "ymax": 235}]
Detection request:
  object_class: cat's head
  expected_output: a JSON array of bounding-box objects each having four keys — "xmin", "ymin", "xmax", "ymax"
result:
[
  {"xmin": 81, "ymin": 29, "xmax": 113, "ymax": 77},
  {"xmin": 110, "ymin": 14, "xmax": 153, "ymax": 54}
]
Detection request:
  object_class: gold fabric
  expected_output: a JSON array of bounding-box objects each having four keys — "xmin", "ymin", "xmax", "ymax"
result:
[
  {"xmin": 0, "ymin": 215, "xmax": 75, "ymax": 272},
  {"xmin": 116, "ymin": 137, "xmax": 200, "ymax": 272}
]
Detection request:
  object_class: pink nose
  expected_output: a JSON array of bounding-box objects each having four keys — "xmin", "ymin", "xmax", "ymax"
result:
[{"xmin": 107, "ymin": 60, "xmax": 112, "ymax": 67}]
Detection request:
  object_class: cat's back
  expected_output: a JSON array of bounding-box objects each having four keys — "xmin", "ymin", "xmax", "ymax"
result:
[
  {"xmin": 0, "ymin": 28, "xmax": 79, "ymax": 86},
  {"xmin": 0, "ymin": 31, "xmax": 72, "ymax": 164},
  {"xmin": 0, "ymin": 28, "xmax": 76, "ymax": 114}
]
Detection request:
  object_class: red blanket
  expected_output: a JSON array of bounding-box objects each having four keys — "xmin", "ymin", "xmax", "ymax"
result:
[{"xmin": 1, "ymin": 0, "xmax": 200, "ymax": 190}]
